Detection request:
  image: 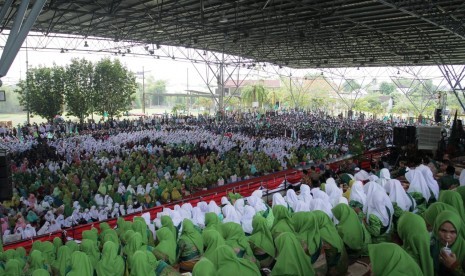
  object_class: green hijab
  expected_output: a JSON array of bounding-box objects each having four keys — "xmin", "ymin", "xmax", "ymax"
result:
[
  {"xmin": 80, "ymin": 239, "xmax": 100, "ymax": 270},
  {"xmin": 31, "ymin": 269, "xmax": 50, "ymax": 276},
  {"xmin": 434, "ymin": 210, "xmax": 465, "ymax": 263},
  {"xmin": 205, "ymin": 212, "xmax": 221, "ymax": 232},
  {"xmin": 439, "ymin": 190, "xmax": 465, "ymax": 220},
  {"xmin": 82, "ymin": 229, "xmax": 99, "ymax": 244},
  {"xmin": 28, "ymin": 250, "xmax": 46, "ymax": 272},
  {"xmin": 456, "ymin": 186, "xmax": 465, "ymax": 208},
  {"xmin": 397, "ymin": 212, "xmax": 434, "ymax": 276},
  {"xmin": 52, "ymin": 245, "xmax": 71, "ymax": 276},
  {"xmin": 271, "ymin": 205, "xmax": 294, "ymax": 238},
  {"xmin": 210, "ymin": 245, "xmax": 260, "ymax": 276},
  {"xmin": 272, "ymin": 232, "xmax": 315, "ymax": 276},
  {"xmin": 125, "ymin": 232, "xmax": 145, "ymax": 265},
  {"xmin": 203, "ymin": 230, "xmax": 226, "ymax": 261},
  {"xmin": 4, "ymin": 259, "xmax": 23, "ymax": 276},
  {"xmin": 368, "ymin": 243, "xmax": 423, "ymax": 276},
  {"xmin": 161, "ymin": 216, "xmax": 177, "ymax": 240},
  {"xmin": 65, "ymin": 240, "xmax": 79, "ymax": 253},
  {"xmin": 180, "ymin": 219, "xmax": 204, "ymax": 254},
  {"xmin": 16, "ymin": 247, "xmax": 26, "ymax": 260},
  {"xmin": 424, "ymin": 202, "xmax": 458, "ymax": 227},
  {"xmin": 331, "ymin": 203, "xmax": 364, "ymax": 250},
  {"xmin": 96, "ymin": 241, "xmax": 125, "ymax": 276},
  {"xmin": 192, "ymin": 258, "xmax": 216, "ymax": 276},
  {"xmin": 40, "ymin": 241, "xmax": 55, "ymax": 264},
  {"xmin": 100, "ymin": 222, "xmax": 111, "ymax": 233},
  {"xmin": 53, "ymin": 237, "xmax": 62, "ymax": 255},
  {"xmin": 66, "ymin": 251, "xmax": 94, "ymax": 276},
  {"xmin": 248, "ymin": 215, "xmax": 275, "ymax": 257},
  {"xmin": 154, "ymin": 227, "xmax": 177, "ymax": 265},
  {"xmin": 101, "ymin": 229, "xmax": 120, "ymax": 247},
  {"xmin": 291, "ymin": 212, "xmax": 321, "ymax": 255},
  {"xmin": 132, "ymin": 219, "xmax": 149, "ymax": 245},
  {"xmin": 313, "ymin": 210, "xmax": 344, "ymax": 253},
  {"xmin": 31, "ymin": 241, "xmax": 43, "ymax": 253},
  {"xmin": 129, "ymin": 251, "xmax": 156, "ymax": 276},
  {"xmin": 221, "ymin": 222, "xmax": 254, "ymax": 258}
]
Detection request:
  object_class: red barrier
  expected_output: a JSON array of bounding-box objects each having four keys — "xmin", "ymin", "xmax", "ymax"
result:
[{"xmin": 3, "ymin": 147, "xmax": 391, "ymax": 252}]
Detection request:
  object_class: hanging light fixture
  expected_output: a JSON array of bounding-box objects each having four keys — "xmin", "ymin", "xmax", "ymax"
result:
[
  {"xmin": 60, "ymin": 48, "xmax": 65, "ymax": 53},
  {"xmin": 84, "ymin": 41, "xmax": 89, "ymax": 47}
]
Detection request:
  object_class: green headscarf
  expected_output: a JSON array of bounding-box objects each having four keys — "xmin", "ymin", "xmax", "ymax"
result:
[
  {"xmin": 132, "ymin": 219, "xmax": 148, "ymax": 245},
  {"xmin": 203, "ymin": 230, "xmax": 226, "ymax": 261},
  {"xmin": 331, "ymin": 203, "xmax": 364, "ymax": 250},
  {"xmin": 129, "ymin": 251, "xmax": 156, "ymax": 276},
  {"xmin": 26, "ymin": 211, "xmax": 39, "ymax": 223},
  {"xmin": 15, "ymin": 247, "xmax": 26, "ymax": 260},
  {"xmin": 52, "ymin": 245, "xmax": 71, "ymax": 276},
  {"xmin": 192, "ymin": 258, "xmax": 216, "ymax": 276},
  {"xmin": 65, "ymin": 240, "xmax": 79, "ymax": 253},
  {"xmin": 31, "ymin": 269, "xmax": 50, "ymax": 276},
  {"xmin": 66, "ymin": 251, "xmax": 94, "ymax": 276},
  {"xmin": 53, "ymin": 237, "xmax": 62, "ymax": 255},
  {"xmin": 96, "ymin": 241, "xmax": 125, "ymax": 276},
  {"xmin": 368, "ymin": 243, "xmax": 422, "ymax": 276},
  {"xmin": 434, "ymin": 210, "xmax": 465, "ymax": 263},
  {"xmin": 271, "ymin": 205, "xmax": 294, "ymax": 239},
  {"xmin": 313, "ymin": 210, "xmax": 344, "ymax": 253},
  {"xmin": 248, "ymin": 215, "xmax": 275, "ymax": 257},
  {"xmin": 101, "ymin": 229, "xmax": 120, "ymax": 247},
  {"xmin": 221, "ymin": 222, "xmax": 254, "ymax": 258},
  {"xmin": 31, "ymin": 241, "xmax": 43, "ymax": 253},
  {"xmin": 82, "ymin": 229, "xmax": 99, "ymax": 244},
  {"xmin": 124, "ymin": 232, "xmax": 145, "ymax": 265},
  {"xmin": 205, "ymin": 212, "xmax": 221, "ymax": 232},
  {"xmin": 456, "ymin": 186, "xmax": 465, "ymax": 208},
  {"xmin": 122, "ymin": 230, "xmax": 135, "ymax": 245},
  {"xmin": 28, "ymin": 250, "xmax": 46, "ymax": 272},
  {"xmin": 210, "ymin": 245, "xmax": 260, "ymax": 276},
  {"xmin": 4, "ymin": 259, "xmax": 23, "ymax": 276},
  {"xmin": 423, "ymin": 202, "xmax": 458, "ymax": 227},
  {"xmin": 397, "ymin": 212, "xmax": 434, "ymax": 276},
  {"xmin": 272, "ymin": 232, "xmax": 315, "ymax": 276},
  {"xmin": 40, "ymin": 241, "xmax": 55, "ymax": 264},
  {"xmin": 439, "ymin": 190, "xmax": 465, "ymax": 221},
  {"xmin": 291, "ymin": 212, "xmax": 321, "ymax": 255},
  {"xmin": 161, "ymin": 216, "xmax": 177, "ymax": 240},
  {"xmin": 180, "ymin": 219, "xmax": 204, "ymax": 254},
  {"xmin": 99, "ymin": 222, "xmax": 111, "ymax": 233},
  {"xmin": 154, "ymin": 227, "xmax": 176, "ymax": 265},
  {"xmin": 80, "ymin": 239, "xmax": 100, "ymax": 270}
]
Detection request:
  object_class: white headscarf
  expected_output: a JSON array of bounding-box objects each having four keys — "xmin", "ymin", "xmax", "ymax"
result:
[
  {"xmin": 272, "ymin": 193, "xmax": 288, "ymax": 208},
  {"xmin": 136, "ymin": 185, "xmax": 145, "ymax": 195},
  {"xmin": 221, "ymin": 197, "xmax": 231, "ymax": 206},
  {"xmin": 310, "ymin": 198, "xmax": 333, "ymax": 218},
  {"xmin": 208, "ymin": 201, "xmax": 221, "ymax": 215},
  {"xmin": 349, "ymin": 181, "xmax": 366, "ymax": 207},
  {"xmin": 363, "ymin": 181, "xmax": 385, "ymax": 213},
  {"xmin": 294, "ymin": 200, "xmax": 310, "ymax": 212},
  {"xmin": 23, "ymin": 224, "xmax": 36, "ymax": 239},
  {"xmin": 417, "ymin": 164, "xmax": 439, "ymax": 200},
  {"xmin": 406, "ymin": 168, "xmax": 432, "ymax": 202},
  {"xmin": 366, "ymin": 189, "xmax": 394, "ymax": 229},
  {"xmin": 460, "ymin": 169, "xmax": 465, "ymax": 186},
  {"xmin": 234, "ymin": 198, "xmax": 245, "ymax": 216},
  {"xmin": 192, "ymin": 206, "xmax": 205, "ymax": 228},
  {"xmin": 387, "ymin": 179, "xmax": 415, "ymax": 211},
  {"xmin": 354, "ymin": 169, "xmax": 370, "ymax": 181},
  {"xmin": 222, "ymin": 204, "xmax": 241, "ymax": 224},
  {"xmin": 325, "ymin": 178, "xmax": 343, "ymax": 207},
  {"xmin": 285, "ymin": 189, "xmax": 299, "ymax": 210},
  {"xmin": 299, "ymin": 184, "xmax": 313, "ymax": 203},
  {"xmin": 240, "ymin": 205, "xmax": 256, "ymax": 234},
  {"xmin": 247, "ymin": 195, "xmax": 267, "ymax": 212},
  {"xmin": 377, "ymin": 168, "xmax": 391, "ymax": 190},
  {"xmin": 117, "ymin": 183, "xmax": 126, "ymax": 194}
]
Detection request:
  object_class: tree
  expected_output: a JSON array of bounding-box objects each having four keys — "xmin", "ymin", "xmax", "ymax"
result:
[
  {"xmin": 342, "ymin": 79, "xmax": 361, "ymax": 93},
  {"xmin": 241, "ymin": 83, "xmax": 268, "ymax": 107},
  {"xmin": 15, "ymin": 66, "xmax": 65, "ymax": 121},
  {"xmin": 145, "ymin": 78, "xmax": 167, "ymax": 106},
  {"xmin": 63, "ymin": 58, "xmax": 94, "ymax": 123},
  {"xmin": 379, "ymin": 81, "xmax": 396, "ymax": 95},
  {"xmin": 92, "ymin": 58, "xmax": 137, "ymax": 119}
]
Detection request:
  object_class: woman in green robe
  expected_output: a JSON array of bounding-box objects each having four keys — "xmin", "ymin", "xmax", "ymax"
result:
[
  {"xmin": 52, "ymin": 246, "xmax": 71, "ymax": 276},
  {"xmin": 96, "ymin": 241, "xmax": 125, "ymax": 276},
  {"xmin": 202, "ymin": 230, "xmax": 226, "ymax": 261},
  {"xmin": 31, "ymin": 268, "xmax": 50, "ymax": 276},
  {"xmin": 221, "ymin": 222, "xmax": 257, "ymax": 267},
  {"xmin": 210, "ymin": 245, "xmax": 260, "ymax": 276},
  {"xmin": 270, "ymin": 205, "xmax": 294, "ymax": 239},
  {"xmin": 331, "ymin": 203, "xmax": 368, "ymax": 258},
  {"xmin": 80, "ymin": 239, "xmax": 101, "ymax": 271},
  {"xmin": 272, "ymin": 232, "xmax": 315, "ymax": 276},
  {"xmin": 439, "ymin": 190, "xmax": 465, "ymax": 222},
  {"xmin": 397, "ymin": 212, "xmax": 434, "ymax": 276},
  {"xmin": 161, "ymin": 216, "xmax": 178, "ymax": 240},
  {"xmin": 248, "ymin": 215, "xmax": 275, "ymax": 269},
  {"xmin": 192, "ymin": 258, "xmax": 216, "ymax": 276},
  {"xmin": 313, "ymin": 210, "xmax": 348, "ymax": 276},
  {"xmin": 130, "ymin": 250, "xmax": 180, "ymax": 276},
  {"xmin": 431, "ymin": 210, "xmax": 465, "ymax": 275},
  {"xmin": 178, "ymin": 219, "xmax": 203, "ymax": 272},
  {"xmin": 52, "ymin": 237, "xmax": 62, "ymax": 256},
  {"xmin": 291, "ymin": 212, "xmax": 321, "ymax": 264},
  {"xmin": 40, "ymin": 242, "xmax": 55, "ymax": 265},
  {"xmin": 124, "ymin": 232, "xmax": 145, "ymax": 265},
  {"xmin": 132, "ymin": 219, "xmax": 149, "ymax": 245},
  {"xmin": 204, "ymin": 213, "xmax": 221, "ymax": 233},
  {"xmin": 368, "ymin": 243, "xmax": 422, "ymax": 276},
  {"xmin": 65, "ymin": 241, "xmax": 79, "ymax": 253},
  {"xmin": 153, "ymin": 227, "xmax": 177, "ymax": 265},
  {"xmin": 4, "ymin": 259, "xmax": 23, "ymax": 276},
  {"xmin": 26, "ymin": 250, "xmax": 50, "ymax": 276},
  {"xmin": 66, "ymin": 251, "xmax": 94, "ymax": 276},
  {"xmin": 82, "ymin": 229, "xmax": 99, "ymax": 244}
]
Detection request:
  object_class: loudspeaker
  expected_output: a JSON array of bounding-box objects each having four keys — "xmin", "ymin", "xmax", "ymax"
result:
[
  {"xmin": 406, "ymin": 126, "xmax": 417, "ymax": 144},
  {"xmin": 0, "ymin": 155, "xmax": 12, "ymax": 201},
  {"xmin": 393, "ymin": 127, "xmax": 407, "ymax": 146},
  {"xmin": 435, "ymin": 108, "xmax": 442, "ymax": 123}
]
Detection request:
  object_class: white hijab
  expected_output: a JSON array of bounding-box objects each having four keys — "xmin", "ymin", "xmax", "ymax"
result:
[
  {"xmin": 363, "ymin": 181, "xmax": 384, "ymax": 213},
  {"xmin": 310, "ymin": 198, "xmax": 333, "ymax": 219},
  {"xmin": 234, "ymin": 198, "xmax": 246, "ymax": 216},
  {"xmin": 208, "ymin": 201, "xmax": 221, "ymax": 215},
  {"xmin": 222, "ymin": 204, "xmax": 241, "ymax": 224},
  {"xmin": 272, "ymin": 193, "xmax": 288, "ymax": 208},
  {"xmin": 460, "ymin": 169, "xmax": 465, "ymax": 186},
  {"xmin": 285, "ymin": 189, "xmax": 299, "ymax": 210},
  {"xmin": 192, "ymin": 206, "xmax": 205, "ymax": 228},
  {"xmin": 354, "ymin": 169, "xmax": 370, "ymax": 181},
  {"xmin": 387, "ymin": 179, "xmax": 415, "ymax": 211},
  {"xmin": 325, "ymin": 178, "xmax": 343, "ymax": 207},
  {"xmin": 405, "ymin": 168, "xmax": 432, "ymax": 202},
  {"xmin": 247, "ymin": 195, "xmax": 267, "ymax": 212},
  {"xmin": 366, "ymin": 189, "xmax": 394, "ymax": 229},
  {"xmin": 377, "ymin": 168, "xmax": 391, "ymax": 190},
  {"xmin": 221, "ymin": 196, "xmax": 231, "ymax": 206},
  {"xmin": 299, "ymin": 184, "xmax": 313, "ymax": 203},
  {"xmin": 349, "ymin": 181, "xmax": 366, "ymax": 206},
  {"xmin": 294, "ymin": 200, "xmax": 310, "ymax": 212},
  {"xmin": 417, "ymin": 164, "xmax": 439, "ymax": 200},
  {"xmin": 240, "ymin": 205, "xmax": 256, "ymax": 234},
  {"xmin": 23, "ymin": 224, "xmax": 36, "ymax": 239}
]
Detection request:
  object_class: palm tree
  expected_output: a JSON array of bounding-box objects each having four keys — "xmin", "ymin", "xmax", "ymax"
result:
[{"xmin": 241, "ymin": 83, "xmax": 268, "ymax": 107}]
